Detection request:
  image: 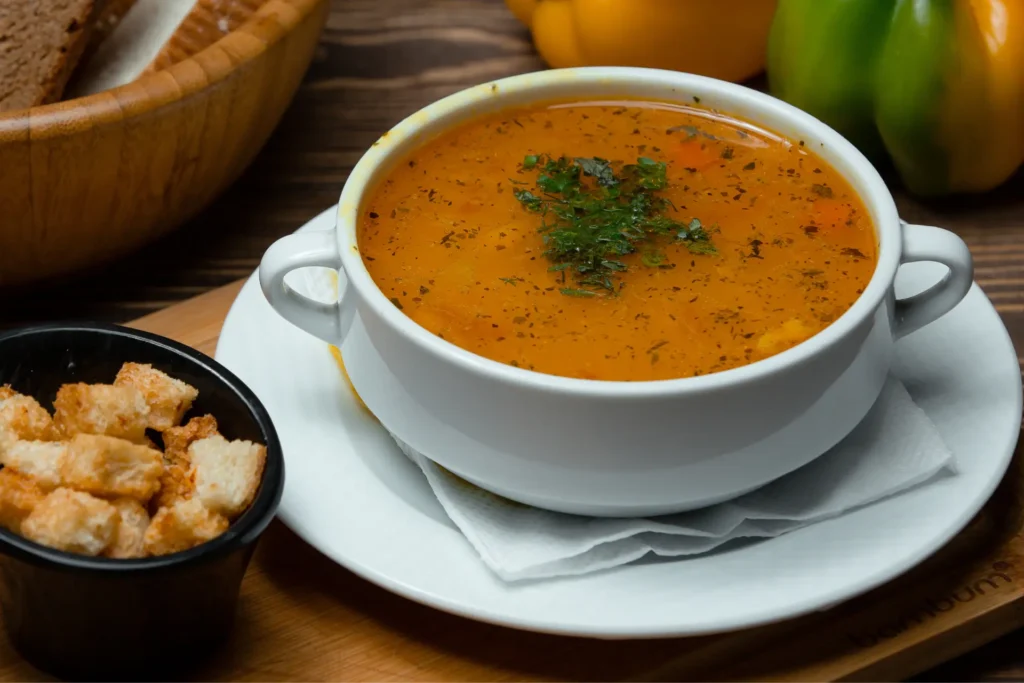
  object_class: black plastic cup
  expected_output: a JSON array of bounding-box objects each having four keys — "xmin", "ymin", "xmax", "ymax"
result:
[{"xmin": 0, "ymin": 323, "xmax": 284, "ymax": 681}]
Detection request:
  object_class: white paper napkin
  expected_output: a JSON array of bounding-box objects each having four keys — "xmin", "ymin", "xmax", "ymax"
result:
[
  {"xmin": 291, "ymin": 266, "xmax": 958, "ymax": 583},
  {"xmin": 396, "ymin": 377, "xmax": 955, "ymax": 582}
]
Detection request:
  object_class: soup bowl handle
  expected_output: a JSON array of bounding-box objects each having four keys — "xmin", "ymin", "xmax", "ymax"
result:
[
  {"xmin": 259, "ymin": 230, "xmax": 352, "ymax": 345},
  {"xmin": 894, "ymin": 221, "xmax": 974, "ymax": 339}
]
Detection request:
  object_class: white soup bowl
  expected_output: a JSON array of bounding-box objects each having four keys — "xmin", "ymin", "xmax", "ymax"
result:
[{"xmin": 258, "ymin": 67, "xmax": 973, "ymax": 517}]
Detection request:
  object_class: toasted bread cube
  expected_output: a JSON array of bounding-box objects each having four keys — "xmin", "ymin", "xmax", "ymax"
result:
[
  {"xmin": 114, "ymin": 363, "xmax": 198, "ymax": 432},
  {"xmin": 21, "ymin": 488, "xmax": 119, "ymax": 556},
  {"xmin": 0, "ymin": 393, "xmax": 58, "ymax": 445},
  {"xmin": 143, "ymin": 498, "xmax": 228, "ymax": 556},
  {"xmin": 190, "ymin": 435, "xmax": 265, "ymax": 519},
  {"xmin": 0, "ymin": 440, "xmax": 68, "ymax": 490},
  {"xmin": 105, "ymin": 498, "xmax": 150, "ymax": 559},
  {"xmin": 53, "ymin": 383, "xmax": 150, "ymax": 443},
  {"xmin": 0, "ymin": 468, "xmax": 46, "ymax": 533},
  {"xmin": 162, "ymin": 414, "xmax": 219, "ymax": 466},
  {"xmin": 61, "ymin": 434, "xmax": 163, "ymax": 502},
  {"xmin": 0, "ymin": 386, "xmax": 17, "ymax": 401},
  {"xmin": 150, "ymin": 461, "xmax": 195, "ymax": 511}
]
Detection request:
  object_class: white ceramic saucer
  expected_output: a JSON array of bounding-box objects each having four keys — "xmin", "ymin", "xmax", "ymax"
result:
[{"xmin": 216, "ymin": 208, "xmax": 1021, "ymax": 639}]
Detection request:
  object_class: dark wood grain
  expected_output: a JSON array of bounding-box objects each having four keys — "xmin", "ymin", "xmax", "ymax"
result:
[{"xmin": 0, "ymin": 0, "xmax": 1021, "ymax": 679}]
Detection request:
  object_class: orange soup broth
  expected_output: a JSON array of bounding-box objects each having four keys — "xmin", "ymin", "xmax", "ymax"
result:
[{"xmin": 358, "ymin": 100, "xmax": 878, "ymax": 381}]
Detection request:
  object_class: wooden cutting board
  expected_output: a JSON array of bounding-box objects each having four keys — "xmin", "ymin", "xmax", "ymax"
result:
[{"xmin": 2, "ymin": 280, "xmax": 1019, "ymax": 681}]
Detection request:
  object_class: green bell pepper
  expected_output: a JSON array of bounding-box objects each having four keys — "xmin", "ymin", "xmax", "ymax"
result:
[{"xmin": 767, "ymin": 0, "xmax": 1024, "ymax": 196}]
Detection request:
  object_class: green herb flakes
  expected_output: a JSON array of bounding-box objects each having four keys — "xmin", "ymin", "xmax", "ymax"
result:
[{"xmin": 513, "ymin": 154, "xmax": 716, "ymax": 296}]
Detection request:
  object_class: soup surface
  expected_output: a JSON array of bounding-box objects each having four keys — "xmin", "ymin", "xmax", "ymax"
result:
[{"xmin": 358, "ymin": 100, "xmax": 877, "ymax": 381}]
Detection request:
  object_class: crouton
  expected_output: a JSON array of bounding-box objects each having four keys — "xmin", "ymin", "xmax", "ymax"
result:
[
  {"xmin": 143, "ymin": 498, "xmax": 228, "ymax": 556},
  {"xmin": 190, "ymin": 435, "xmax": 265, "ymax": 519},
  {"xmin": 162, "ymin": 414, "xmax": 218, "ymax": 465},
  {"xmin": 53, "ymin": 383, "xmax": 150, "ymax": 443},
  {"xmin": 21, "ymin": 488, "xmax": 119, "ymax": 556},
  {"xmin": 0, "ymin": 468, "xmax": 46, "ymax": 533},
  {"xmin": 151, "ymin": 415, "xmax": 219, "ymax": 511},
  {"xmin": 61, "ymin": 434, "xmax": 163, "ymax": 502},
  {"xmin": 0, "ymin": 385, "xmax": 17, "ymax": 401},
  {"xmin": 0, "ymin": 393, "xmax": 58, "ymax": 444},
  {"xmin": 114, "ymin": 363, "xmax": 198, "ymax": 432},
  {"xmin": 0, "ymin": 440, "xmax": 68, "ymax": 490},
  {"xmin": 105, "ymin": 498, "xmax": 150, "ymax": 559},
  {"xmin": 150, "ymin": 461, "xmax": 195, "ymax": 511}
]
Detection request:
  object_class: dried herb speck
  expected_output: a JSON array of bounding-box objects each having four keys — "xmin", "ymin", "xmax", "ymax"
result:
[{"xmin": 811, "ymin": 184, "xmax": 834, "ymax": 199}]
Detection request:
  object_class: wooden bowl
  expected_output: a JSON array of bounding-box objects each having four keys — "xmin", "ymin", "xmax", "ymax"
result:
[{"xmin": 0, "ymin": 0, "xmax": 329, "ymax": 287}]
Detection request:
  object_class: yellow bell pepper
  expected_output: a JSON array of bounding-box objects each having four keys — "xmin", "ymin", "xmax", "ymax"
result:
[
  {"xmin": 768, "ymin": 0, "xmax": 1024, "ymax": 196},
  {"xmin": 507, "ymin": 0, "xmax": 778, "ymax": 83}
]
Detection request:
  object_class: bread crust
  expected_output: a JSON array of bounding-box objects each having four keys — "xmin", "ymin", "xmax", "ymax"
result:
[{"xmin": 146, "ymin": 0, "xmax": 263, "ymax": 72}]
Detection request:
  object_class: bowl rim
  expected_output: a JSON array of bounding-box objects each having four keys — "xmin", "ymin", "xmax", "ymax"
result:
[
  {"xmin": 0, "ymin": 0, "xmax": 327, "ymax": 134},
  {"xmin": 0, "ymin": 322, "xmax": 284, "ymax": 572},
  {"xmin": 334, "ymin": 66, "xmax": 902, "ymax": 398}
]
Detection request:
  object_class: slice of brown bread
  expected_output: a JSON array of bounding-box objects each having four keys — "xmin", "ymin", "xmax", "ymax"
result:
[
  {"xmin": 145, "ymin": 0, "xmax": 265, "ymax": 72},
  {"xmin": 0, "ymin": 0, "xmax": 110, "ymax": 112},
  {"xmin": 66, "ymin": 0, "xmax": 197, "ymax": 98},
  {"xmin": 68, "ymin": 0, "xmax": 265, "ymax": 98}
]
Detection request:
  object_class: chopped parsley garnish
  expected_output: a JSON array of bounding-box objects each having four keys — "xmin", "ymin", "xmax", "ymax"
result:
[{"xmin": 513, "ymin": 154, "xmax": 716, "ymax": 295}]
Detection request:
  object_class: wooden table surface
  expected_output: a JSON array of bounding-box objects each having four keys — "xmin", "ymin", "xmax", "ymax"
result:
[{"xmin": 1, "ymin": 0, "xmax": 1022, "ymax": 679}]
